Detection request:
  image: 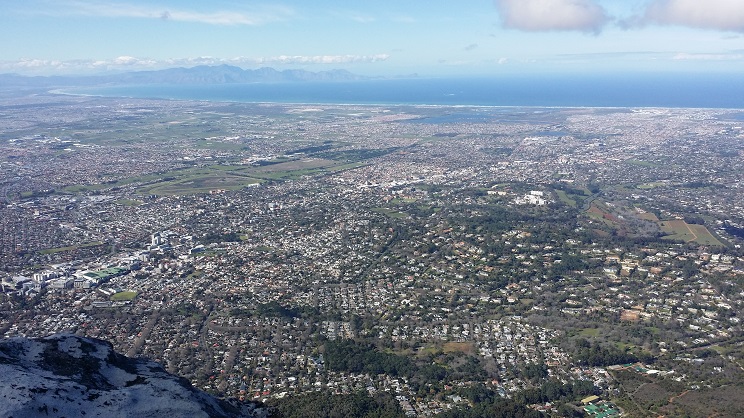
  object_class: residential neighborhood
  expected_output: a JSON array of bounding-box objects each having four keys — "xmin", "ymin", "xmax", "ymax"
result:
[{"xmin": 1, "ymin": 95, "xmax": 743, "ymax": 417}]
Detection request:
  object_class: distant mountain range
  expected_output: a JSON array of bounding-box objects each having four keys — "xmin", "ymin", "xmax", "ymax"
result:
[
  {"xmin": 0, "ymin": 334, "xmax": 270, "ymax": 417},
  {"xmin": 0, "ymin": 65, "xmax": 370, "ymax": 88}
]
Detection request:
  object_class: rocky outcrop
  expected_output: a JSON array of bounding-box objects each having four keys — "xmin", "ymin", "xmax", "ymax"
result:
[{"xmin": 0, "ymin": 334, "xmax": 270, "ymax": 418}]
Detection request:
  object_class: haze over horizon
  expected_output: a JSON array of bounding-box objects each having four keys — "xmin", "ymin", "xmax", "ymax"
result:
[{"xmin": 1, "ymin": 0, "xmax": 743, "ymax": 78}]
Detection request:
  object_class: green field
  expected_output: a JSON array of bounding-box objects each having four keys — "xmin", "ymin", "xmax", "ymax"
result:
[
  {"xmin": 660, "ymin": 220, "xmax": 723, "ymax": 246},
  {"xmin": 636, "ymin": 211, "xmax": 659, "ymax": 222},
  {"xmin": 60, "ymin": 158, "xmax": 366, "ymax": 197},
  {"xmin": 555, "ymin": 190, "xmax": 578, "ymax": 207},
  {"xmin": 579, "ymin": 328, "xmax": 601, "ymax": 338},
  {"xmin": 114, "ymin": 198, "xmax": 143, "ymax": 206},
  {"xmin": 110, "ymin": 291, "xmax": 137, "ymax": 301},
  {"xmin": 687, "ymin": 224, "xmax": 724, "ymax": 246},
  {"xmin": 247, "ymin": 159, "xmax": 362, "ymax": 180},
  {"xmin": 372, "ymin": 207, "xmax": 409, "ymax": 219},
  {"xmin": 443, "ymin": 342, "xmax": 475, "ymax": 354},
  {"xmin": 143, "ymin": 174, "xmax": 262, "ymax": 195}
]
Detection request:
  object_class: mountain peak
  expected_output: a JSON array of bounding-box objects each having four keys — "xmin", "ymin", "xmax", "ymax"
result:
[{"xmin": 0, "ymin": 65, "xmax": 370, "ymax": 88}]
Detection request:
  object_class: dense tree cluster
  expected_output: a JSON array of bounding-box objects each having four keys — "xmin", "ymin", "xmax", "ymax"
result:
[
  {"xmin": 201, "ymin": 231, "xmax": 242, "ymax": 244},
  {"xmin": 324, "ymin": 339, "xmax": 416, "ymax": 378},
  {"xmin": 269, "ymin": 391, "xmax": 405, "ymax": 418},
  {"xmin": 434, "ymin": 399, "xmax": 540, "ymax": 418},
  {"xmin": 437, "ymin": 380, "xmax": 597, "ymax": 418},
  {"xmin": 514, "ymin": 380, "xmax": 597, "ymax": 406},
  {"xmin": 573, "ymin": 340, "xmax": 639, "ymax": 367},
  {"xmin": 723, "ymin": 222, "xmax": 744, "ymax": 240}
]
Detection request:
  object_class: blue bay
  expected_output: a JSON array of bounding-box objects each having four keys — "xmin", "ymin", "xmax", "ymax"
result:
[{"xmin": 66, "ymin": 74, "xmax": 744, "ymax": 109}]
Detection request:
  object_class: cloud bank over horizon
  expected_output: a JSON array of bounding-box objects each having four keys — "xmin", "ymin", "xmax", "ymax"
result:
[
  {"xmin": 494, "ymin": 0, "xmax": 744, "ymax": 33},
  {"xmin": 0, "ymin": 55, "xmax": 391, "ymax": 75},
  {"xmin": 494, "ymin": 0, "xmax": 609, "ymax": 33},
  {"xmin": 643, "ymin": 0, "xmax": 744, "ymax": 32}
]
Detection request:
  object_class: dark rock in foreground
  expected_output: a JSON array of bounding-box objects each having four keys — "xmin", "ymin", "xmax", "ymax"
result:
[{"xmin": 0, "ymin": 334, "xmax": 269, "ymax": 418}]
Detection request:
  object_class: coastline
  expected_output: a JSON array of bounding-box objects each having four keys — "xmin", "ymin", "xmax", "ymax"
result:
[{"xmin": 48, "ymin": 76, "xmax": 744, "ymax": 110}]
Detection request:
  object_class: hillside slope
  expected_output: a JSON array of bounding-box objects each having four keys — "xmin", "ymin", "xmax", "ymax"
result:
[{"xmin": 0, "ymin": 334, "xmax": 270, "ymax": 418}]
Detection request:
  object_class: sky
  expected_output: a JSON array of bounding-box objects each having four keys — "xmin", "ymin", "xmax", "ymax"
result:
[{"xmin": 1, "ymin": 0, "xmax": 743, "ymax": 77}]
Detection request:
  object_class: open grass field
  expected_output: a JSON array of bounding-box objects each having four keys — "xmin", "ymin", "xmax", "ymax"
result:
[
  {"xmin": 114, "ymin": 198, "xmax": 143, "ymax": 206},
  {"xmin": 587, "ymin": 204, "xmax": 621, "ymax": 226},
  {"xmin": 443, "ymin": 342, "xmax": 475, "ymax": 354},
  {"xmin": 636, "ymin": 212, "xmax": 659, "ymax": 222},
  {"xmin": 60, "ymin": 158, "xmax": 365, "ymax": 196},
  {"xmin": 687, "ymin": 224, "xmax": 724, "ymax": 246},
  {"xmin": 555, "ymin": 189, "xmax": 578, "ymax": 207},
  {"xmin": 245, "ymin": 159, "xmax": 365, "ymax": 180},
  {"xmin": 110, "ymin": 291, "xmax": 137, "ymax": 301},
  {"xmin": 660, "ymin": 220, "xmax": 696, "ymax": 241},
  {"xmin": 587, "ymin": 205, "xmax": 605, "ymax": 218},
  {"xmin": 235, "ymin": 159, "xmax": 361, "ymax": 179},
  {"xmin": 579, "ymin": 328, "xmax": 601, "ymax": 338},
  {"xmin": 143, "ymin": 174, "xmax": 262, "ymax": 195},
  {"xmin": 659, "ymin": 220, "xmax": 723, "ymax": 246},
  {"xmin": 251, "ymin": 158, "xmax": 336, "ymax": 173},
  {"xmin": 372, "ymin": 207, "xmax": 409, "ymax": 219}
]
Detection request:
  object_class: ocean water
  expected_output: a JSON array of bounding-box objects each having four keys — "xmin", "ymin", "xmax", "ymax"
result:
[{"xmin": 67, "ymin": 74, "xmax": 744, "ymax": 109}]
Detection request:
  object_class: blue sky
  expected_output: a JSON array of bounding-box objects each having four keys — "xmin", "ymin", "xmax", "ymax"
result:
[{"xmin": 1, "ymin": 0, "xmax": 743, "ymax": 76}]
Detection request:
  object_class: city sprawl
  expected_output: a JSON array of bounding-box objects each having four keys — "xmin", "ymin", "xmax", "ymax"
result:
[{"xmin": 1, "ymin": 94, "xmax": 743, "ymax": 417}]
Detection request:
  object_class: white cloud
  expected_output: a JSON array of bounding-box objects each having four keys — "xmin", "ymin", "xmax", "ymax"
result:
[
  {"xmin": 255, "ymin": 55, "xmax": 390, "ymax": 65},
  {"xmin": 54, "ymin": 1, "xmax": 293, "ymax": 26},
  {"xmin": 163, "ymin": 11, "xmax": 260, "ymax": 26},
  {"xmin": 0, "ymin": 55, "xmax": 391, "ymax": 75},
  {"xmin": 494, "ymin": 0, "xmax": 609, "ymax": 33},
  {"xmin": 673, "ymin": 52, "xmax": 744, "ymax": 61},
  {"xmin": 329, "ymin": 10, "xmax": 376, "ymax": 23},
  {"xmin": 438, "ymin": 60, "xmax": 475, "ymax": 67},
  {"xmin": 112, "ymin": 56, "xmax": 150, "ymax": 66},
  {"xmin": 11, "ymin": 58, "xmax": 61, "ymax": 69},
  {"xmin": 391, "ymin": 16, "xmax": 417, "ymax": 24},
  {"xmin": 644, "ymin": 0, "xmax": 744, "ymax": 32}
]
